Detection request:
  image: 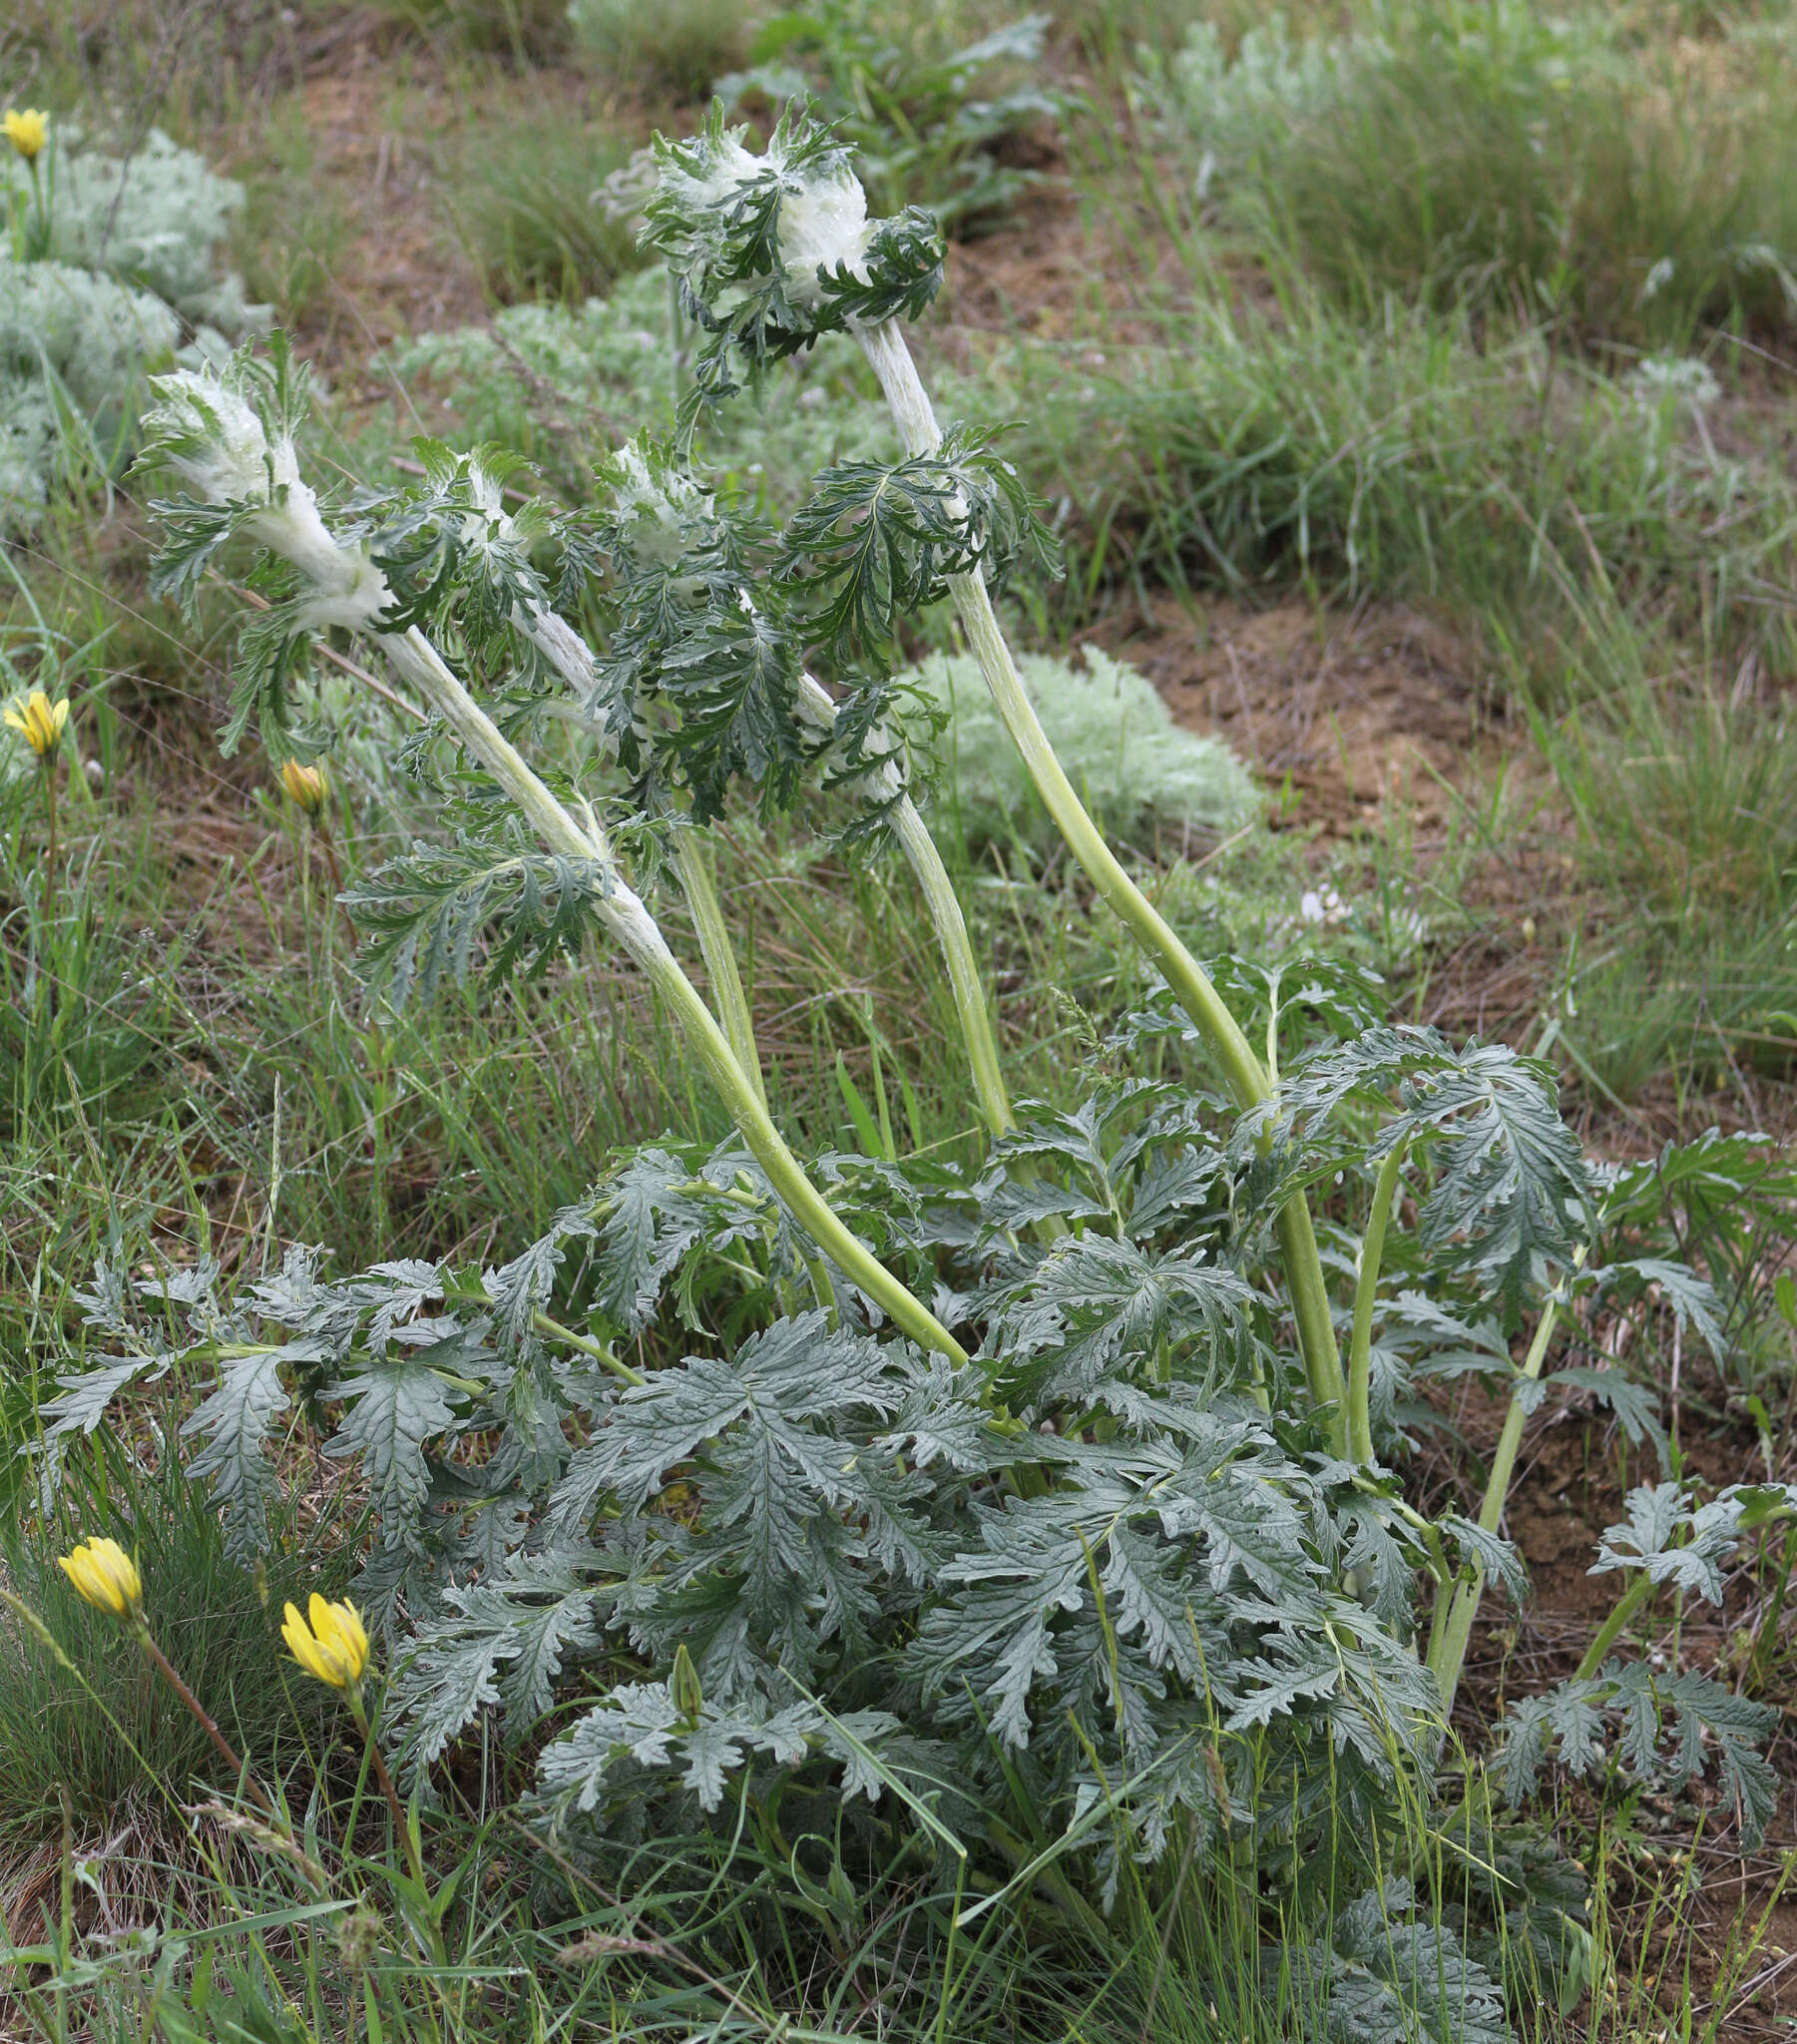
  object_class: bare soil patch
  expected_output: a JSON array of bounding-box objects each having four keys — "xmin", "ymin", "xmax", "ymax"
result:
[{"xmin": 1089, "ymin": 592, "xmax": 1495, "ymax": 837}]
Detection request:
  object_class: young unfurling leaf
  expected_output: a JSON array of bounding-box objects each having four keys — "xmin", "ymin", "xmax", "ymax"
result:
[{"xmin": 780, "ymin": 426, "xmax": 1055, "ymax": 667}]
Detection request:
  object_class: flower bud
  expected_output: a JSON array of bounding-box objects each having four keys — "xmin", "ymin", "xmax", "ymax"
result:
[
  {"xmin": 279, "ymin": 759, "xmax": 328, "ymax": 818},
  {"xmin": 282, "ymin": 1593, "xmax": 369, "ymax": 1690},
  {"xmin": 671, "ymin": 1642, "xmax": 703, "ymax": 1730},
  {"xmin": 4, "ymin": 689, "xmax": 69, "ymax": 760}
]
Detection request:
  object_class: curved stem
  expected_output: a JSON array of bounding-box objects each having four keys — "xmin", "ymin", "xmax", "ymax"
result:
[
  {"xmin": 1346, "ymin": 1140, "xmax": 1408, "ymax": 1465},
  {"xmin": 855, "ymin": 317, "xmax": 1343, "ymax": 1429},
  {"xmin": 797, "ymin": 673, "xmax": 1015, "ymax": 1142},
  {"xmin": 674, "ymin": 831, "xmax": 767, "ymax": 1114},
  {"xmin": 889, "ymin": 790, "xmax": 1014, "ymax": 1139},
  {"xmin": 381, "ymin": 629, "xmax": 965, "ymax": 1364},
  {"xmin": 1573, "ymin": 1505, "xmax": 1796, "ymax": 1686},
  {"xmin": 514, "ymin": 593, "xmax": 984, "ymax": 1327},
  {"xmin": 528, "ymin": 533, "xmax": 1016, "ymax": 1148},
  {"xmin": 1427, "ymin": 1252, "xmax": 1584, "ymax": 1715},
  {"xmin": 1572, "ymin": 1572, "xmax": 1657, "ymax": 1686},
  {"xmin": 139, "ymin": 1629, "xmax": 275, "ymax": 1818},
  {"xmin": 347, "ymin": 1686, "xmax": 426, "ymax": 1891}
]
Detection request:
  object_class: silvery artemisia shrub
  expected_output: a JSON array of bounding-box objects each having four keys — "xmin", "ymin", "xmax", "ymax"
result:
[
  {"xmin": 895, "ymin": 645, "xmax": 1260, "ymax": 857},
  {"xmin": 51, "ymin": 102, "xmax": 1794, "ymax": 2037},
  {"xmin": 0, "ymin": 126, "xmax": 265, "ymax": 533}
]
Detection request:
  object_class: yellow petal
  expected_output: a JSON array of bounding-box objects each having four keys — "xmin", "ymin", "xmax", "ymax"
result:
[
  {"xmin": 58, "ymin": 1550, "xmax": 98, "ymax": 1609},
  {"xmin": 313, "ymin": 1596, "xmax": 369, "ymax": 1683},
  {"xmin": 3, "ymin": 110, "xmax": 48, "ymax": 162},
  {"xmin": 282, "ymin": 1602, "xmax": 325, "ymax": 1678},
  {"xmin": 86, "ymin": 1538, "xmax": 142, "ymax": 1609},
  {"xmin": 334, "ymin": 1603, "xmax": 369, "ymax": 1672},
  {"xmin": 60, "ymin": 1542, "xmax": 130, "ymax": 1618}
]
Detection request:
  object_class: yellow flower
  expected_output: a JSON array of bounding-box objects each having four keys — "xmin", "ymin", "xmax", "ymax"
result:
[
  {"xmin": 58, "ymin": 1538, "xmax": 143, "ymax": 1620},
  {"xmin": 3, "ymin": 109, "xmax": 48, "ymax": 163},
  {"xmin": 278, "ymin": 759, "xmax": 328, "ymax": 817},
  {"xmin": 4, "ymin": 689, "xmax": 69, "ymax": 760},
  {"xmin": 282, "ymin": 1593, "xmax": 369, "ymax": 1690}
]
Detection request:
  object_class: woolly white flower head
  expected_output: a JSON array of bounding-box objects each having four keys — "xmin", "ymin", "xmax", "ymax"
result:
[
  {"xmin": 608, "ymin": 440, "xmax": 715, "ymax": 570},
  {"xmin": 647, "ymin": 116, "xmax": 875, "ymax": 317},
  {"xmin": 146, "ymin": 364, "xmax": 391, "ymax": 631},
  {"xmin": 149, "ymin": 367, "xmax": 294, "ymax": 507},
  {"xmin": 777, "ymin": 166, "xmax": 871, "ymax": 306},
  {"xmin": 656, "ymin": 130, "xmax": 767, "ymax": 216}
]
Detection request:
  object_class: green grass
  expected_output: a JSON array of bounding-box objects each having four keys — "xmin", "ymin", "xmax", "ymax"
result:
[
  {"xmin": 375, "ymin": 0, "xmax": 571, "ymax": 63},
  {"xmin": 1149, "ymin": 0, "xmax": 1797, "ymax": 352},
  {"xmin": 0, "ymin": 727, "xmax": 1309, "ymax": 1339},
  {"xmin": 0, "ymin": 1439, "xmax": 350, "ymax": 1852},
  {"xmin": 1513, "ymin": 598, "xmax": 1797, "ymax": 1101},
  {"xmin": 442, "ymin": 93, "xmax": 649, "ymax": 305},
  {"xmin": 566, "ymin": 0, "xmax": 753, "ymax": 102},
  {"xmin": 0, "ymin": 1574, "xmax": 1594, "ymax": 2044},
  {"xmin": 958, "ymin": 287, "xmax": 1797, "ymax": 686},
  {"xmin": 231, "ymin": 95, "xmax": 357, "ymax": 332}
]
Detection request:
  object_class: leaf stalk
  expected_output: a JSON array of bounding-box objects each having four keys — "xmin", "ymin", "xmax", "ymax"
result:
[
  {"xmin": 1346, "ymin": 1139, "xmax": 1408, "ymax": 1464},
  {"xmin": 854, "ymin": 316, "xmax": 1342, "ymax": 1428},
  {"xmin": 383, "ymin": 627, "xmax": 967, "ymax": 1364},
  {"xmin": 1427, "ymin": 1249, "xmax": 1585, "ymax": 1715}
]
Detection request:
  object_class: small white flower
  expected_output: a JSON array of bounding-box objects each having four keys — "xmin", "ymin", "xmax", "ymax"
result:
[{"xmin": 1628, "ymin": 353, "xmax": 1720, "ymax": 412}]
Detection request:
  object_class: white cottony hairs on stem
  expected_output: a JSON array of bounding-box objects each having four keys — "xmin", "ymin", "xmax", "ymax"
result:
[
  {"xmin": 152, "ymin": 380, "xmax": 965, "ymax": 1364},
  {"xmin": 592, "ymin": 441, "xmax": 1016, "ymax": 1142}
]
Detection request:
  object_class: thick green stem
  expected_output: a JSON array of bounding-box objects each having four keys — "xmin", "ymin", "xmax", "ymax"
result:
[
  {"xmin": 889, "ymin": 790, "xmax": 1014, "ymax": 1139},
  {"xmin": 1572, "ymin": 1571, "xmax": 1657, "ymax": 1685},
  {"xmin": 381, "ymin": 628, "xmax": 965, "ymax": 1363},
  {"xmin": 1346, "ymin": 1141, "xmax": 1408, "ymax": 1465},
  {"xmin": 646, "ymin": 905, "xmax": 948, "ymax": 1350},
  {"xmin": 856, "ymin": 318, "xmax": 1344, "ymax": 1429},
  {"xmin": 1427, "ymin": 1255, "xmax": 1583, "ymax": 1714},
  {"xmin": 797, "ymin": 673, "xmax": 1014, "ymax": 1142},
  {"xmin": 674, "ymin": 831, "xmax": 767, "ymax": 1115},
  {"xmin": 533, "ymin": 565, "xmax": 1015, "ymax": 1144},
  {"xmin": 531, "ymin": 512, "xmax": 1015, "ymax": 1148}
]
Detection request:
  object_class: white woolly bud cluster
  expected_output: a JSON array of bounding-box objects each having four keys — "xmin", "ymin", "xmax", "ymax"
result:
[
  {"xmin": 151, "ymin": 372, "xmax": 287, "ymax": 508},
  {"xmin": 151, "ymin": 367, "xmax": 392, "ymax": 632},
  {"xmin": 654, "ymin": 128, "xmax": 873, "ymax": 315},
  {"xmin": 609, "ymin": 442, "xmax": 714, "ymax": 571},
  {"xmin": 776, "ymin": 167, "xmax": 872, "ymax": 308},
  {"xmin": 462, "ymin": 457, "xmax": 509, "ymax": 531},
  {"xmin": 658, "ymin": 131, "xmax": 767, "ymax": 216}
]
